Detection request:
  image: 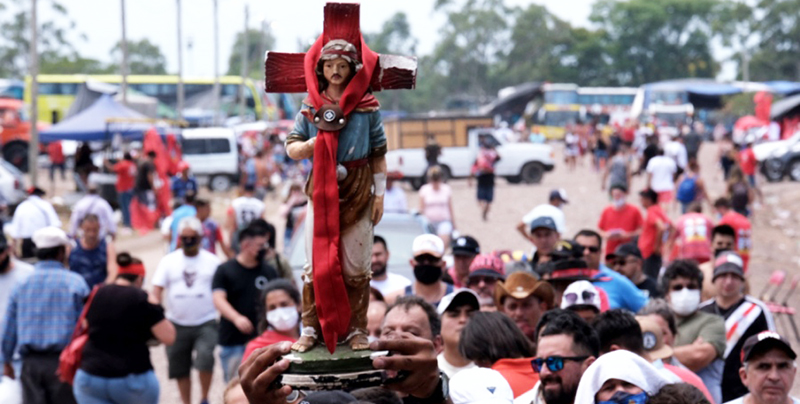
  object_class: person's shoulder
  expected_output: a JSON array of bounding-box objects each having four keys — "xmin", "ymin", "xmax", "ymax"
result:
[{"xmin": 698, "ymin": 298, "xmax": 716, "ymax": 311}]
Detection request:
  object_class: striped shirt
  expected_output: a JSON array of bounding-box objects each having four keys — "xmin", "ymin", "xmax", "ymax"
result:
[{"xmin": 1, "ymin": 260, "xmax": 89, "ymax": 361}]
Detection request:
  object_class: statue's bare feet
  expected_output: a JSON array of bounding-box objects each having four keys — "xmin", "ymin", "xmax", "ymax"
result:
[
  {"xmin": 349, "ymin": 333, "xmax": 370, "ymax": 351},
  {"xmin": 292, "ymin": 336, "xmax": 317, "ymax": 352}
]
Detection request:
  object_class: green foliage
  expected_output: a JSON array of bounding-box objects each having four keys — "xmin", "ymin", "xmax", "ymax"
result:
[
  {"xmin": 746, "ymin": 0, "xmax": 800, "ymax": 81},
  {"xmin": 228, "ymin": 28, "xmax": 275, "ymax": 79},
  {"xmin": 110, "ymin": 38, "xmax": 168, "ymax": 75},
  {"xmin": 40, "ymin": 52, "xmax": 114, "ymax": 74}
]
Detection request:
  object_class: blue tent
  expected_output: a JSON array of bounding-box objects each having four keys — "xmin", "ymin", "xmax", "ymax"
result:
[{"xmin": 40, "ymin": 94, "xmax": 154, "ymax": 142}]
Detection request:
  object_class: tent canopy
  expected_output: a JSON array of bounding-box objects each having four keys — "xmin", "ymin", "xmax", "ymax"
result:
[{"xmin": 40, "ymin": 94, "xmax": 154, "ymax": 142}]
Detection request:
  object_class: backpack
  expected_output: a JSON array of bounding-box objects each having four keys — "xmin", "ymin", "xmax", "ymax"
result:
[{"xmin": 676, "ymin": 175, "xmax": 697, "ymax": 203}]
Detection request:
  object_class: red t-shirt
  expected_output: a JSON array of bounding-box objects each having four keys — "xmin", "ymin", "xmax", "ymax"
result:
[
  {"xmin": 47, "ymin": 142, "xmax": 65, "ymax": 164},
  {"xmin": 739, "ymin": 148, "xmax": 757, "ymax": 175},
  {"xmin": 663, "ymin": 364, "xmax": 715, "ymax": 403},
  {"xmin": 597, "ymin": 204, "xmax": 644, "ymax": 255},
  {"xmin": 639, "ymin": 205, "xmax": 669, "ymax": 258},
  {"xmin": 243, "ymin": 331, "xmax": 297, "ymax": 362},
  {"xmin": 719, "ymin": 211, "xmax": 752, "ymax": 272},
  {"xmin": 622, "ymin": 127, "xmax": 635, "ymax": 143},
  {"xmin": 672, "ymin": 213, "xmax": 713, "ymax": 263},
  {"xmin": 491, "ymin": 358, "xmax": 539, "ymax": 398},
  {"xmin": 113, "ymin": 160, "xmax": 137, "ymax": 192}
]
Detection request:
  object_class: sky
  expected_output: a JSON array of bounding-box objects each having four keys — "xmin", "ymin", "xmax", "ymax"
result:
[{"xmin": 36, "ymin": 0, "xmax": 734, "ymax": 80}]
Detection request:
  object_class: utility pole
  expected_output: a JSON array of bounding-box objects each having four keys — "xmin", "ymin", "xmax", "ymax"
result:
[
  {"xmin": 742, "ymin": 48, "xmax": 750, "ymax": 84},
  {"xmin": 239, "ymin": 4, "xmax": 249, "ymax": 121},
  {"xmin": 176, "ymin": 0, "xmax": 184, "ymax": 120},
  {"xmin": 212, "ymin": 0, "xmax": 220, "ymax": 126},
  {"xmin": 29, "ymin": 0, "xmax": 39, "ymax": 182},
  {"xmin": 120, "ymin": 0, "xmax": 129, "ymax": 106},
  {"xmin": 260, "ymin": 19, "xmax": 268, "ymax": 121}
]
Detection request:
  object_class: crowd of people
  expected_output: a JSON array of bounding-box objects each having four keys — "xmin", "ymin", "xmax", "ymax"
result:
[{"xmin": 0, "ymin": 116, "xmax": 796, "ymax": 404}]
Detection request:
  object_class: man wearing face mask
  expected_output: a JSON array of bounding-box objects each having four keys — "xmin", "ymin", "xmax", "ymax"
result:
[
  {"xmin": 152, "ymin": 216, "xmax": 221, "ymax": 404},
  {"xmin": 699, "ymin": 252, "xmax": 776, "ymax": 402},
  {"xmin": 212, "ymin": 218, "xmax": 278, "ymax": 382},
  {"xmin": 662, "ymin": 259, "xmax": 726, "ymax": 404},
  {"xmin": 387, "ymin": 234, "xmax": 451, "ymax": 307},
  {"xmin": 597, "ymin": 185, "xmax": 643, "ymax": 257}
]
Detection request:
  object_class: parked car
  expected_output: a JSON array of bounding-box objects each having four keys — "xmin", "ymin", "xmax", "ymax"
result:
[
  {"xmin": 758, "ymin": 133, "xmax": 800, "ymax": 182},
  {"xmin": 286, "ymin": 212, "xmax": 434, "ymax": 285},
  {"xmin": 0, "ymin": 158, "xmax": 26, "ymax": 214},
  {"xmin": 180, "ymin": 128, "xmax": 239, "ymax": 192},
  {"xmin": 0, "ymin": 98, "xmax": 49, "ymax": 172}
]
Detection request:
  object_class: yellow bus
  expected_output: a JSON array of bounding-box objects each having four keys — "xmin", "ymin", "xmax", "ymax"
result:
[
  {"xmin": 24, "ymin": 75, "xmax": 263, "ymax": 123},
  {"xmin": 534, "ymin": 83, "xmax": 582, "ymax": 140}
]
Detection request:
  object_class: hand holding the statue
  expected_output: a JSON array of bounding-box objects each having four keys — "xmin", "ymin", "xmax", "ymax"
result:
[
  {"xmin": 239, "ymin": 342, "xmax": 294, "ymax": 404},
  {"xmin": 371, "ymin": 332, "xmax": 440, "ymax": 399}
]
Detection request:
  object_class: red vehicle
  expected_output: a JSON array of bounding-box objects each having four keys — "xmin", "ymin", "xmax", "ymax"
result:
[{"xmin": 0, "ymin": 98, "xmax": 49, "ymax": 171}]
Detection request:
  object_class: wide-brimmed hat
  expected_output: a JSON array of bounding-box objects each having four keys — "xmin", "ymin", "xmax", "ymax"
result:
[{"xmin": 495, "ymin": 271, "xmax": 555, "ymax": 308}]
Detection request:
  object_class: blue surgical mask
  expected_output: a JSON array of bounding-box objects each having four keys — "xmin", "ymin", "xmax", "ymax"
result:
[{"xmin": 598, "ymin": 391, "xmax": 648, "ymax": 404}]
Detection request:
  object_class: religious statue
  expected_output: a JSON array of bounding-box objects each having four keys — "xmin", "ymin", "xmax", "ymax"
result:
[{"xmin": 264, "ymin": 3, "xmax": 417, "ymax": 357}]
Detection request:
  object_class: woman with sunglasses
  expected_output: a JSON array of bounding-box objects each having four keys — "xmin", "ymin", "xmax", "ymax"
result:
[{"xmin": 458, "ymin": 311, "xmax": 536, "ymax": 398}]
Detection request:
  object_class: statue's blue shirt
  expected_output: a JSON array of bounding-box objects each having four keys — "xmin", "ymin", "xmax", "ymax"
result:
[{"xmin": 289, "ymin": 106, "xmax": 387, "ymax": 162}]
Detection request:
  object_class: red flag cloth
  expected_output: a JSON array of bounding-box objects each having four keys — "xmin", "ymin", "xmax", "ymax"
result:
[
  {"xmin": 143, "ymin": 128, "xmax": 173, "ymax": 218},
  {"xmin": 303, "ymin": 34, "xmax": 379, "ymax": 354},
  {"xmin": 754, "ymin": 91, "xmax": 773, "ymax": 123},
  {"xmin": 129, "ymin": 197, "xmax": 158, "ymax": 234}
]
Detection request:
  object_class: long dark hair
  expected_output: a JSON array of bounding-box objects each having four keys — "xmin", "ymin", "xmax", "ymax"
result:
[
  {"xmin": 459, "ymin": 311, "xmax": 534, "ymax": 365},
  {"xmin": 256, "ymin": 279, "xmax": 301, "ymax": 333}
]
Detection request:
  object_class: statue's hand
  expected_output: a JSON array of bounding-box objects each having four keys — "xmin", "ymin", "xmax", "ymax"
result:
[
  {"xmin": 372, "ymin": 195, "xmax": 384, "ymax": 225},
  {"xmin": 286, "ymin": 138, "xmax": 316, "ymax": 160}
]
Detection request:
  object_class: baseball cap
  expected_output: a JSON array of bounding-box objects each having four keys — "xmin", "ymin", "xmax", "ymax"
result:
[
  {"xmin": 32, "ymin": 226, "xmax": 70, "ymax": 249},
  {"xmin": 177, "ymin": 160, "xmax": 191, "ymax": 171},
  {"xmin": 437, "ymin": 289, "xmax": 480, "ymax": 316},
  {"xmin": 530, "ymin": 216, "xmax": 557, "ymax": 232},
  {"xmin": 741, "ymin": 331, "xmax": 797, "ymax": 363},
  {"xmin": 300, "ymin": 391, "xmax": 357, "ymax": 404},
  {"xmin": 27, "ymin": 186, "xmax": 45, "ymax": 196},
  {"xmin": 605, "ymin": 243, "xmax": 643, "ymax": 262},
  {"xmin": 540, "ymin": 240, "xmax": 606, "ymax": 282},
  {"xmin": 412, "ymin": 234, "xmax": 445, "ymax": 259},
  {"xmin": 243, "ymin": 183, "xmax": 256, "ymax": 192},
  {"xmin": 495, "ymin": 271, "xmax": 555, "ymax": 308},
  {"xmin": 560, "ymin": 280, "xmax": 601, "ymax": 312},
  {"xmin": 449, "ymin": 368, "xmax": 514, "ymax": 404},
  {"xmin": 452, "ymin": 235, "xmax": 480, "ymax": 256},
  {"xmin": 636, "ymin": 315, "xmax": 673, "ymax": 361},
  {"xmin": 713, "ymin": 251, "xmax": 745, "ymax": 280},
  {"xmin": 549, "ymin": 188, "xmax": 569, "ymax": 204},
  {"xmin": 468, "ymin": 253, "xmax": 506, "ymax": 280}
]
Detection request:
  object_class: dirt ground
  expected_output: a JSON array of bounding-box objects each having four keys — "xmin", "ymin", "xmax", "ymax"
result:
[{"xmin": 32, "ymin": 139, "xmax": 800, "ymax": 403}]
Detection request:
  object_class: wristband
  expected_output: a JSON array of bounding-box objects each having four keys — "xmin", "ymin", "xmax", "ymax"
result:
[{"xmin": 373, "ymin": 172, "xmax": 387, "ymax": 196}]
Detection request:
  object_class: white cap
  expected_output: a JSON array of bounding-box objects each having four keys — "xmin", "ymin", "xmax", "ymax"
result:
[
  {"xmin": 449, "ymin": 368, "xmax": 514, "ymax": 404},
  {"xmin": 437, "ymin": 288, "xmax": 480, "ymax": 316},
  {"xmin": 560, "ymin": 280, "xmax": 601, "ymax": 312},
  {"xmin": 32, "ymin": 226, "xmax": 70, "ymax": 249},
  {"xmin": 412, "ymin": 234, "xmax": 444, "ymax": 259}
]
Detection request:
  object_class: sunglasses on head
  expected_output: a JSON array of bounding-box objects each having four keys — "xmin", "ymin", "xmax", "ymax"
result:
[
  {"xmin": 531, "ymin": 355, "xmax": 589, "ymax": 373},
  {"xmin": 564, "ymin": 290, "xmax": 595, "ymax": 305},
  {"xmin": 670, "ymin": 284, "xmax": 698, "ymax": 292}
]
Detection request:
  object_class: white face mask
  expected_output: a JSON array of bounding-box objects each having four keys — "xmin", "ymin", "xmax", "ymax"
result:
[
  {"xmin": 669, "ymin": 288, "xmax": 701, "ymax": 316},
  {"xmin": 613, "ymin": 198, "xmax": 626, "ymax": 209},
  {"xmin": 267, "ymin": 306, "xmax": 299, "ymax": 332}
]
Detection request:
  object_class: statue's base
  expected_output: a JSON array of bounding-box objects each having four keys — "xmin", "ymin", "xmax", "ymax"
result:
[{"xmin": 280, "ymin": 345, "xmax": 389, "ymax": 391}]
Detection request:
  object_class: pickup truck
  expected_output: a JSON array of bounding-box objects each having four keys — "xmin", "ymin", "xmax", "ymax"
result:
[
  {"xmin": 386, "ymin": 128, "xmax": 555, "ymax": 189},
  {"xmin": 0, "ymin": 98, "xmax": 49, "ymax": 171}
]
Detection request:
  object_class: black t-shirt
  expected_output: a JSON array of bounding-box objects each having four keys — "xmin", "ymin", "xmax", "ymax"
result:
[
  {"xmin": 636, "ymin": 276, "xmax": 662, "ymax": 299},
  {"xmin": 425, "ymin": 144, "xmax": 440, "ymax": 166},
  {"xmin": 643, "ymin": 144, "xmax": 659, "ymax": 168},
  {"xmin": 700, "ymin": 298, "xmax": 771, "ymax": 402},
  {"xmin": 81, "ymin": 284, "xmax": 165, "ymax": 378},
  {"xmin": 212, "ymin": 258, "xmax": 278, "ymax": 346},
  {"xmin": 135, "ymin": 161, "xmax": 155, "ymax": 192}
]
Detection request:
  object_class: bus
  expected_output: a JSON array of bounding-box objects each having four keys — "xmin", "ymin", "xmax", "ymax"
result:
[
  {"xmin": 24, "ymin": 75, "xmax": 264, "ymax": 124},
  {"xmin": 534, "ymin": 83, "xmax": 581, "ymax": 139},
  {"xmin": 577, "ymin": 87, "xmax": 638, "ymax": 126}
]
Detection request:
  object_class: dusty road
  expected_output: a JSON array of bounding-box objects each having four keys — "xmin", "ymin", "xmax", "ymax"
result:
[{"xmin": 39, "ymin": 139, "xmax": 800, "ymax": 403}]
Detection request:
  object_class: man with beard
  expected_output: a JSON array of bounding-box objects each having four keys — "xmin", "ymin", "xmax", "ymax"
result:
[
  {"xmin": 515, "ymin": 310, "xmax": 599, "ymax": 404},
  {"xmin": 495, "ymin": 271, "xmax": 554, "ymax": 343},
  {"xmin": 466, "ymin": 253, "xmax": 505, "ymax": 310},
  {"xmin": 387, "ymin": 234, "xmax": 452, "ymax": 307},
  {"xmin": 437, "ymin": 289, "xmax": 479, "ymax": 378},
  {"xmin": 369, "ymin": 235, "xmax": 411, "ymax": 297},
  {"xmin": 0, "ymin": 235, "xmax": 33, "ymax": 377}
]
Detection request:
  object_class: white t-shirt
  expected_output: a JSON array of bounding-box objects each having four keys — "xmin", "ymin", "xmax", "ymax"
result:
[
  {"xmin": 0, "ymin": 260, "xmax": 34, "ymax": 318},
  {"xmin": 521, "ymin": 204, "xmax": 566, "ymax": 235},
  {"xmin": 152, "ymin": 249, "xmax": 221, "ymax": 326},
  {"xmin": 646, "ymin": 156, "xmax": 677, "ymax": 192},
  {"xmin": 724, "ymin": 396, "xmax": 800, "ymax": 404},
  {"xmin": 231, "ymin": 196, "xmax": 266, "ymax": 228},
  {"xmin": 664, "ymin": 140, "xmax": 688, "ymax": 169},
  {"xmin": 437, "ymin": 353, "xmax": 476, "ymax": 379},
  {"xmin": 383, "ymin": 185, "xmax": 408, "ymax": 214},
  {"xmin": 9, "ymin": 196, "xmax": 62, "ymax": 238},
  {"xmin": 419, "ymin": 184, "xmax": 452, "ymax": 223},
  {"xmin": 371, "ymin": 273, "xmax": 412, "ymax": 297}
]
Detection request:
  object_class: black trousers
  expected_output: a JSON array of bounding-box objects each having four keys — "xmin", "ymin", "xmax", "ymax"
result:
[
  {"xmin": 643, "ymin": 253, "xmax": 663, "ymax": 281},
  {"xmin": 21, "ymin": 352, "xmax": 77, "ymax": 404}
]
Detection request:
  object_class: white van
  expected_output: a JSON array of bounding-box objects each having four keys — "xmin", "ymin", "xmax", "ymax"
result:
[{"xmin": 181, "ymin": 128, "xmax": 238, "ymax": 192}]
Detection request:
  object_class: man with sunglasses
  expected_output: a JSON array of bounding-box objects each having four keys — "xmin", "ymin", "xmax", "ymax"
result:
[
  {"xmin": 662, "ymin": 259, "xmax": 726, "ymax": 404},
  {"xmin": 152, "ymin": 216, "xmax": 222, "ymax": 404},
  {"xmin": 515, "ymin": 310, "xmax": 599, "ymax": 404},
  {"xmin": 466, "ymin": 253, "xmax": 505, "ymax": 310},
  {"xmin": 605, "ymin": 243, "xmax": 660, "ymax": 298}
]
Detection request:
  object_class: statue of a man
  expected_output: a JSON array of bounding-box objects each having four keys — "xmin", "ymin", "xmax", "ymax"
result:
[{"xmin": 285, "ymin": 39, "xmax": 387, "ymax": 352}]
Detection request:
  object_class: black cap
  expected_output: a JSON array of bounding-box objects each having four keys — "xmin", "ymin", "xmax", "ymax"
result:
[
  {"xmin": 452, "ymin": 235, "xmax": 480, "ymax": 256},
  {"xmin": 301, "ymin": 391, "xmax": 358, "ymax": 404},
  {"xmin": 243, "ymin": 183, "xmax": 256, "ymax": 192},
  {"xmin": 530, "ymin": 216, "xmax": 558, "ymax": 232},
  {"xmin": 639, "ymin": 188, "xmax": 658, "ymax": 202},
  {"xmin": 549, "ymin": 189, "xmax": 569, "ymax": 203},
  {"xmin": 741, "ymin": 331, "xmax": 797, "ymax": 363},
  {"xmin": 605, "ymin": 243, "xmax": 643, "ymax": 261},
  {"xmin": 713, "ymin": 251, "xmax": 745, "ymax": 280}
]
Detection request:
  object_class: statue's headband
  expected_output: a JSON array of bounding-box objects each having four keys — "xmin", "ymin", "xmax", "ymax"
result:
[{"xmin": 317, "ymin": 39, "xmax": 362, "ymax": 73}]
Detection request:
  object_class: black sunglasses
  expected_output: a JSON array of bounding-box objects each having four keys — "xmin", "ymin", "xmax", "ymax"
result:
[
  {"xmin": 584, "ymin": 246, "xmax": 600, "ymax": 253},
  {"xmin": 670, "ymin": 284, "xmax": 699, "ymax": 292},
  {"xmin": 531, "ymin": 355, "xmax": 589, "ymax": 373}
]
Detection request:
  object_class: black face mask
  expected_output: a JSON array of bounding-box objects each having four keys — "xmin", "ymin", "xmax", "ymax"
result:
[
  {"xmin": 0, "ymin": 255, "xmax": 10, "ymax": 274},
  {"xmin": 256, "ymin": 247, "xmax": 268, "ymax": 262},
  {"xmin": 414, "ymin": 264, "xmax": 442, "ymax": 285}
]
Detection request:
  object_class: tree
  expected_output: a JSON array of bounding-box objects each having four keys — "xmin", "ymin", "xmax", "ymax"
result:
[
  {"xmin": 364, "ymin": 12, "xmax": 417, "ymax": 56},
  {"xmin": 40, "ymin": 52, "xmax": 114, "ymax": 74},
  {"xmin": 228, "ymin": 28, "xmax": 275, "ymax": 79},
  {"xmin": 111, "ymin": 38, "xmax": 168, "ymax": 75},
  {"xmin": 589, "ymin": 0, "xmax": 720, "ymax": 85},
  {"xmin": 745, "ymin": 0, "xmax": 800, "ymax": 81}
]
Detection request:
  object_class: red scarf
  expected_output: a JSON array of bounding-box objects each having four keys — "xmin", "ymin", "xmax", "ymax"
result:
[{"xmin": 303, "ymin": 35, "xmax": 378, "ymax": 354}]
